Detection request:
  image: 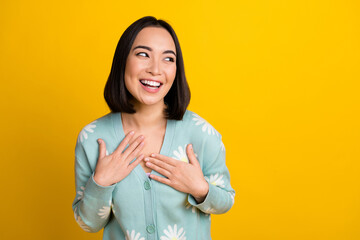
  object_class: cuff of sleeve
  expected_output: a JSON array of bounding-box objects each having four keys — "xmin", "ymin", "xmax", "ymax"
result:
[
  {"xmin": 187, "ymin": 181, "xmax": 216, "ymax": 210},
  {"xmin": 84, "ymin": 172, "xmax": 116, "ymax": 200}
]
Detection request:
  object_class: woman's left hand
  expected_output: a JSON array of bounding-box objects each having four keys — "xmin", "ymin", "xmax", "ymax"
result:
[{"xmin": 145, "ymin": 144, "xmax": 209, "ymax": 203}]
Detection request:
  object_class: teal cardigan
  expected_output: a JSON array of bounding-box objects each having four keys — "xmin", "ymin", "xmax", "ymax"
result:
[{"xmin": 72, "ymin": 110, "xmax": 235, "ymax": 240}]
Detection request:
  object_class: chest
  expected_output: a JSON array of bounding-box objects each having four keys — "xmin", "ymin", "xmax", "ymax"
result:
[
  {"xmin": 131, "ymin": 129, "xmax": 166, "ymax": 173},
  {"xmin": 139, "ymin": 133, "xmax": 164, "ymax": 156}
]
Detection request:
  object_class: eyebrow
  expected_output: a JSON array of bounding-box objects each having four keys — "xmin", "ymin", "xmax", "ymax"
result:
[{"xmin": 132, "ymin": 45, "xmax": 177, "ymax": 57}]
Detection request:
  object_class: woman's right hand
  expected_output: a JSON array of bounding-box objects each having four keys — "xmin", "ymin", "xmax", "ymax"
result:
[{"xmin": 93, "ymin": 131, "xmax": 145, "ymax": 186}]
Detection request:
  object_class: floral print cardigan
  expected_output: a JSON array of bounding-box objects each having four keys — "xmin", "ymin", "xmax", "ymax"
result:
[{"xmin": 72, "ymin": 110, "xmax": 235, "ymax": 240}]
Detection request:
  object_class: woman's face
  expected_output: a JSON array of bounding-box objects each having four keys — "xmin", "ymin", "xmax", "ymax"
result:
[{"xmin": 124, "ymin": 26, "xmax": 177, "ymax": 107}]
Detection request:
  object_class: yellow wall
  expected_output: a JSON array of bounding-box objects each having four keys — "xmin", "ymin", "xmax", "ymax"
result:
[{"xmin": 1, "ymin": 0, "xmax": 359, "ymax": 239}]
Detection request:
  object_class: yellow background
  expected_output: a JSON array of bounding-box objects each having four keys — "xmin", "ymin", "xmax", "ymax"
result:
[{"xmin": 1, "ymin": 0, "xmax": 359, "ymax": 239}]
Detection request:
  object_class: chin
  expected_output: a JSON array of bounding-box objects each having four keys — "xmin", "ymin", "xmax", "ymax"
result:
[{"xmin": 139, "ymin": 98, "xmax": 164, "ymax": 106}]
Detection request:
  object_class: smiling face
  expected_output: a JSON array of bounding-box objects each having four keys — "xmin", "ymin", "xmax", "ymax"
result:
[{"xmin": 124, "ymin": 26, "xmax": 177, "ymax": 108}]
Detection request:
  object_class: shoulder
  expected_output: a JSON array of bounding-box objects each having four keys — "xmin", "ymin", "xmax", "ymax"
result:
[
  {"xmin": 181, "ymin": 110, "xmax": 222, "ymax": 139},
  {"xmin": 180, "ymin": 110, "xmax": 225, "ymax": 159},
  {"xmin": 179, "ymin": 110, "xmax": 223, "ymax": 155},
  {"xmin": 76, "ymin": 112, "xmax": 114, "ymax": 146}
]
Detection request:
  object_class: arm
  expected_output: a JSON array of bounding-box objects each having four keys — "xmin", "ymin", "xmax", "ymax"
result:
[
  {"xmin": 187, "ymin": 138, "xmax": 235, "ymax": 214},
  {"xmin": 144, "ymin": 138, "xmax": 235, "ymax": 215},
  {"xmin": 72, "ymin": 130, "xmax": 145, "ymax": 232},
  {"xmin": 72, "ymin": 139, "xmax": 115, "ymax": 233}
]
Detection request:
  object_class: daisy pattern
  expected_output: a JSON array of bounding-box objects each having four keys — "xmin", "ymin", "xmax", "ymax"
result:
[
  {"xmin": 160, "ymin": 224, "xmax": 186, "ymax": 240},
  {"xmin": 229, "ymin": 191, "xmax": 235, "ymax": 205},
  {"xmin": 220, "ymin": 141, "xmax": 225, "ymax": 153},
  {"xmin": 78, "ymin": 120, "xmax": 97, "ymax": 143},
  {"xmin": 125, "ymin": 230, "xmax": 145, "ymax": 240},
  {"xmin": 192, "ymin": 113, "xmax": 219, "ymax": 136},
  {"xmin": 203, "ymin": 207, "xmax": 217, "ymax": 214},
  {"xmin": 77, "ymin": 186, "xmax": 85, "ymax": 200},
  {"xmin": 185, "ymin": 202, "xmax": 197, "ymax": 213},
  {"xmin": 74, "ymin": 207, "xmax": 91, "ymax": 232},
  {"xmin": 97, "ymin": 200, "xmax": 111, "ymax": 219},
  {"xmin": 172, "ymin": 145, "xmax": 198, "ymax": 163},
  {"xmin": 172, "ymin": 145, "xmax": 189, "ymax": 163},
  {"xmin": 205, "ymin": 173, "xmax": 225, "ymax": 188}
]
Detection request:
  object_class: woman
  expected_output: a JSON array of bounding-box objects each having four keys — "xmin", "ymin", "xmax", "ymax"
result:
[{"xmin": 72, "ymin": 16, "xmax": 235, "ymax": 240}]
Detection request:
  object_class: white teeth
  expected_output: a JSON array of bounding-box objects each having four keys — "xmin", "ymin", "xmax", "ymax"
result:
[{"xmin": 141, "ymin": 80, "xmax": 161, "ymax": 87}]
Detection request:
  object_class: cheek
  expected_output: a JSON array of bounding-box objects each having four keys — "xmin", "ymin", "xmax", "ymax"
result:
[
  {"xmin": 125, "ymin": 58, "xmax": 144, "ymax": 78},
  {"xmin": 125, "ymin": 64, "xmax": 134, "ymax": 79},
  {"xmin": 124, "ymin": 61, "xmax": 142, "ymax": 88},
  {"xmin": 166, "ymin": 66, "xmax": 177, "ymax": 84}
]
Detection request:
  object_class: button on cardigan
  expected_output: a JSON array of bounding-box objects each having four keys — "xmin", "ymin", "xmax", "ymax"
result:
[{"xmin": 72, "ymin": 110, "xmax": 235, "ymax": 240}]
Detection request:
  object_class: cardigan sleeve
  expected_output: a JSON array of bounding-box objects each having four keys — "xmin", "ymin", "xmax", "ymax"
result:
[
  {"xmin": 72, "ymin": 136, "xmax": 116, "ymax": 233},
  {"xmin": 187, "ymin": 136, "xmax": 235, "ymax": 214}
]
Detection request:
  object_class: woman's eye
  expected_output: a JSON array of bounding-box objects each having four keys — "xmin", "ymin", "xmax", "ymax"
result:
[
  {"xmin": 164, "ymin": 57, "xmax": 174, "ymax": 62},
  {"xmin": 136, "ymin": 52, "xmax": 148, "ymax": 57}
]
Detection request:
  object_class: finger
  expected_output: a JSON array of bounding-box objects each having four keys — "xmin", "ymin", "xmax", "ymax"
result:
[
  {"xmin": 145, "ymin": 157, "xmax": 175, "ymax": 172},
  {"xmin": 97, "ymin": 138, "xmax": 106, "ymax": 159},
  {"xmin": 150, "ymin": 153, "xmax": 177, "ymax": 167},
  {"xmin": 186, "ymin": 144, "xmax": 199, "ymax": 166},
  {"xmin": 145, "ymin": 159, "xmax": 172, "ymax": 177},
  {"xmin": 122, "ymin": 135, "xmax": 145, "ymax": 160},
  {"xmin": 128, "ymin": 154, "xmax": 145, "ymax": 171},
  {"xmin": 113, "ymin": 131, "xmax": 135, "ymax": 156},
  {"xmin": 125, "ymin": 140, "xmax": 145, "ymax": 164},
  {"xmin": 149, "ymin": 174, "xmax": 172, "ymax": 186}
]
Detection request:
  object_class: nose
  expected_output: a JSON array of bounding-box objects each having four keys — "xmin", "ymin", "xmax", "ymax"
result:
[{"xmin": 146, "ymin": 57, "xmax": 161, "ymax": 75}]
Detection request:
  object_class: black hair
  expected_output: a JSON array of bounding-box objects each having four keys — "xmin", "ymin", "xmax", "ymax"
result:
[{"xmin": 104, "ymin": 16, "xmax": 190, "ymax": 120}]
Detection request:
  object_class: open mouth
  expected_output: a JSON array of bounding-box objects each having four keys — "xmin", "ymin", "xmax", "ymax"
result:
[{"xmin": 140, "ymin": 80, "xmax": 162, "ymax": 89}]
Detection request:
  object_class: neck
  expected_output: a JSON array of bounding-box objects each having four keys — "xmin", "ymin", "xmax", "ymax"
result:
[{"xmin": 121, "ymin": 100, "xmax": 167, "ymax": 130}]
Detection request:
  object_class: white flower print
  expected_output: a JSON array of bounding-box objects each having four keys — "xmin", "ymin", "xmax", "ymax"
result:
[
  {"xmin": 185, "ymin": 202, "xmax": 197, "ymax": 213},
  {"xmin": 77, "ymin": 186, "xmax": 85, "ymax": 200},
  {"xmin": 220, "ymin": 141, "xmax": 225, "ymax": 153},
  {"xmin": 74, "ymin": 207, "xmax": 91, "ymax": 232},
  {"xmin": 205, "ymin": 173, "xmax": 225, "ymax": 188},
  {"xmin": 172, "ymin": 145, "xmax": 198, "ymax": 163},
  {"xmin": 160, "ymin": 224, "xmax": 186, "ymax": 240},
  {"xmin": 125, "ymin": 229, "xmax": 145, "ymax": 240},
  {"xmin": 192, "ymin": 113, "xmax": 219, "ymax": 136},
  {"xmin": 97, "ymin": 200, "xmax": 111, "ymax": 219},
  {"xmin": 172, "ymin": 145, "xmax": 189, "ymax": 163},
  {"xmin": 203, "ymin": 207, "xmax": 217, "ymax": 214},
  {"xmin": 78, "ymin": 120, "xmax": 97, "ymax": 143},
  {"xmin": 229, "ymin": 191, "xmax": 235, "ymax": 205}
]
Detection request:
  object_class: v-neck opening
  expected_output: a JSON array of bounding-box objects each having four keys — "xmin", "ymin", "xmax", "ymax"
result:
[{"xmin": 112, "ymin": 112, "xmax": 176, "ymax": 180}]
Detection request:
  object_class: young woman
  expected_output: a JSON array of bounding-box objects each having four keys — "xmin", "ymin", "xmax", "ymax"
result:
[{"xmin": 72, "ymin": 16, "xmax": 235, "ymax": 240}]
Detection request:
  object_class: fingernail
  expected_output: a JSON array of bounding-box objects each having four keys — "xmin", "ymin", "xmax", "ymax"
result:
[
  {"xmin": 139, "ymin": 135, "xmax": 144, "ymax": 139},
  {"xmin": 144, "ymin": 157, "xmax": 149, "ymax": 161},
  {"xmin": 151, "ymin": 153, "xmax": 155, "ymax": 157},
  {"xmin": 130, "ymin": 131, "xmax": 135, "ymax": 135},
  {"xmin": 97, "ymin": 139, "xmax": 101, "ymax": 144},
  {"xmin": 189, "ymin": 144, "xmax": 193, "ymax": 150}
]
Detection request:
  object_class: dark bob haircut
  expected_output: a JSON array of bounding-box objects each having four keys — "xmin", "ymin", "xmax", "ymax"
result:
[{"xmin": 104, "ymin": 16, "xmax": 190, "ymax": 120}]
